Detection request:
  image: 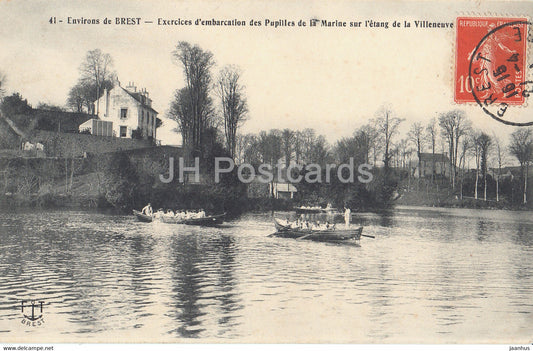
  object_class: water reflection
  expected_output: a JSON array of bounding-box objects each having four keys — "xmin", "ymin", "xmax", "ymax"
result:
[
  {"xmin": 213, "ymin": 235, "xmax": 242, "ymax": 336},
  {"xmin": 0, "ymin": 208, "xmax": 532, "ymax": 342},
  {"xmin": 168, "ymin": 234, "xmax": 208, "ymax": 337},
  {"xmin": 166, "ymin": 232, "xmax": 242, "ymax": 338}
]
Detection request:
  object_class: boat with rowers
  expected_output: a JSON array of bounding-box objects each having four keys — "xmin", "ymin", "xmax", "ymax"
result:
[
  {"xmin": 294, "ymin": 203, "xmax": 339, "ymax": 214},
  {"xmin": 270, "ymin": 218, "xmax": 368, "ymax": 245},
  {"xmin": 133, "ymin": 209, "xmax": 226, "ymax": 226}
]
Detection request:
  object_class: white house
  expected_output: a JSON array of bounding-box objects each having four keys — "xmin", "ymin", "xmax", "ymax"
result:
[{"xmin": 95, "ymin": 81, "xmax": 158, "ymax": 140}]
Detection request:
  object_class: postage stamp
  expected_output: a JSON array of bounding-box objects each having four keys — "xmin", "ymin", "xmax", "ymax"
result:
[{"xmin": 455, "ymin": 17, "xmax": 532, "ymax": 126}]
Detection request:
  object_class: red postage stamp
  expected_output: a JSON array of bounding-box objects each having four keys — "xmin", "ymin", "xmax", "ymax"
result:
[{"xmin": 455, "ymin": 17, "xmax": 528, "ymax": 106}]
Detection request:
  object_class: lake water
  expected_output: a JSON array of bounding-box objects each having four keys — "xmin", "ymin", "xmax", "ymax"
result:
[{"xmin": 0, "ymin": 206, "xmax": 532, "ymax": 343}]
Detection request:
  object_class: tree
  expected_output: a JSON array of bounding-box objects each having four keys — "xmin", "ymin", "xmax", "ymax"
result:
[
  {"xmin": 425, "ymin": 118, "xmax": 438, "ymax": 183},
  {"xmin": 281, "ymin": 129, "xmax": 295, "ymax": 167},
  {"xmin": 408, "ymin": 122, "xmax": 424, "ymax": 180},
  {"xmin": 257, "ymin": 130, "xmax": 282, "ymax": 166},
  {"xmin": 67, "ymin": 81, "xmax": 103, "ymax": 113},
  {"xmin": 439, "ymin": 110, "xmax": 470, "ymax": 190},
  {"xmin": 216, "ymin": 65, "xmax": 248, "ymax": 159},
  {"xmin": 36, "ymin": 102, "xmax": 65, "ymax": 111},
  {"xmin": 235, "ymin": 133, "xmax": 258, "ymax": 164},
  {"xmin": 509, "ymin": 128, "xmax": 533, "ymax": 205},
  {"xmin": 78, "ymin": 49, "xmax": 115, "ymax": 115},
  {"xmin": 169, "ymin": 87, "xmax": 194, "ymax": 148},
  {"xmin": 374, "ymin": 105, "xmax": 403, "ymax": 169},
  {"xmin": 458, "ymin": 137, "xmax": 471, "ymax": 199},
  {"xmin": 0, "ymin": 71, "xmax": 6, "ymax": 102},
  {"xmin": 492, "ymin": 135, "xmax": 506, "ymax": 202},
  {"xmin": 104, "ymin": 152, "xmax": 139, "ymax": 210},
  {"xmin": 477, "ymin": 132, "xmax": 492, "ymax": 201},
  {"xmin": 0, "ymin": 92, "xmax": 32, "ymax": 118},
  {"xmin": 171, "ymin": 41, "xmax": 215, "ymax": 154},
  {"xmin": 354, "ymin": 124, "xmax": 378, "ymax": 165},
  {"xmin": 335, "ymin": 136, "xmax": 358, "ymax": 164},
  {"xmin": 471, "ymin": 131, "xmax": 482, "ymax": 200},
  {"xmin": 297, "ymin": 128, "xmax": 330, "ymax": 166}
]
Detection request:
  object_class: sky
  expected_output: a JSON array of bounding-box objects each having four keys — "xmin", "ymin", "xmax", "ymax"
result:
[{"xmin": 1, "ymin": 0, "xmax": 532, "ymax": 151}]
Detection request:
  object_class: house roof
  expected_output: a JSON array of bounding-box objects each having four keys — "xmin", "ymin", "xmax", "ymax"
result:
[
  {"xmin": 121, "ymin": 87, "xmax": 159, "ymax": 115},
  {"xmin": 418, "ymin": 152, "xmax": 450, "ymax": 163}
]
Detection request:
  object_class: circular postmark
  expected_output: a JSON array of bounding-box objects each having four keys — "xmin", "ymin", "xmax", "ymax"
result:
[{"xmin": 468, "ymin": 20, "xmax": 533, "ymax": 126}]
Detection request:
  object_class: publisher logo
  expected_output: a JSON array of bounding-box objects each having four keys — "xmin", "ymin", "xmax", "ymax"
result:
[{"xmin": 20, "ymin": 300, "xmax": 45, "ymax": 327}]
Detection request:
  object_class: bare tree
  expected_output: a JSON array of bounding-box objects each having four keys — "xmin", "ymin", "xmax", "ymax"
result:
[
  {"xmin": 300, "ymin": 128, "xmax": 317, "ymax": 164},
  {"xmin": 471, "ymin": 131, "xmax": 482, "ymax": 200},
  {"xmin": 169, "ymin": 87, "xmax": 194, "ymax": 148},
  {"xmin": 458, "ymin": 138, "xmax": 471, "ymax": 199},
  {"xmin": 438, "ymin": 110, "xmax": 470, "ymax": 190},
  {"xmin": 425, "ymin": 117, "xmax": 438, "ymax": 183},
  {"xmin": 78, "ymin": 49, "xmax": 115, "ymax": 115},
  {"xmin": 408, "ymin": 122, "xmax": 424, "ymax": 180},
  {"xmin": 281, "ymin": 129, "xmax": 295, "ymax": 167},
  {"xmin": 375, "ymin": 105, "xmax": 403, "ymax": 169},
  {"xmin": 171, "ymin": 42, "xmax": 215, "ymax": 153},
  {"xmin": 394, "ymin": 138, "xmax": 409, "ymax": 169},
  {"xmin": 357, "ymin": 124, "xmax": 379, "ymax": 165},
  {"xmin": 67, "ymin": 82, "xmax": 94, "ymax": 113},
  {"xmin": 470, "ymin": 131, "xmax": 492, "ymax": 201},
  {"xmin": 257, "ymin": 130, "xmax": 282, "ymax": 166},
  {"xmin": 492, "ymin": 135, "xmax": 507, "ymax": 202},
  {"xmin": 237, "ymin": 133, "xmax": 261, "ymax": 165},
  {"xmin": 335, "ymin": 136, "xmax": 358, "ymax": 164},
  {"xmin": 216, "ymin": 65, "xmax": 248, "ymax": 159},
  {"xmin": 478, "ymin": 133, "xmax": 492, "ymax": 201},
  {"xmin": 509, "ymin": 128, "xmax": 533, "ymax": 205}
]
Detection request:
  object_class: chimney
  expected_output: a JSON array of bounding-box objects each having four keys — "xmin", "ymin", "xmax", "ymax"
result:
[{"xmin": 125, "ymin": 81, "xmax": 137, "ymax": 93}]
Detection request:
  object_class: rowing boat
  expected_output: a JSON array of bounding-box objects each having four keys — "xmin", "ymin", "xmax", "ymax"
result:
[
  {"xmin": 271, "ymin": 218, "xmax": 363, "ymax": 244},
  {"xmin": 133, "ymin": 210, "xmax": 226, "ymax": 226},
  {"xmin": 133, "ymin": 210, "xmax": 153, "ymax": 222},
  {"xmin": 160, "ymin": 213, "xmax": 226, "ymax": 226},
  {"xmin": 294, "ymin": 206, "xmax": 324, "ymax": 214}
]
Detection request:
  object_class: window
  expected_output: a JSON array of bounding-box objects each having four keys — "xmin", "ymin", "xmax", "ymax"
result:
[
  {"xmin": 120, "ymin": 126, "xmax": 127, "ymax": 138},
  {"xmin": 120, "ymin": 108, "xmax": 128, "ymax": 119},
  {"xmin": 141, "ymin": 111, "xmax": 144, "ymax": 125}
]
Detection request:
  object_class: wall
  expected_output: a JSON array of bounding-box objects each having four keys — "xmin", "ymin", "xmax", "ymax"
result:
[{"xmin": 31, "ymin": 130, "xmax": 152, "ymax": 157}]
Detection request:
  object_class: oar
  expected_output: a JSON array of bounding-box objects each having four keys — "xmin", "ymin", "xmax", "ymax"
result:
[
  {"xmin": 361, "ymin": 234, "xmax": 375, "ymax": 239},
  {"xmin": 296, "ymin": 233, "xmax": 315, "ymax": 240}
]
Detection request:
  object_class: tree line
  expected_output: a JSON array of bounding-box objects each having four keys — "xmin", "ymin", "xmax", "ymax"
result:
[{"xmin": 231, "ymin": 107, "xmax": 532, "ymax": 207}]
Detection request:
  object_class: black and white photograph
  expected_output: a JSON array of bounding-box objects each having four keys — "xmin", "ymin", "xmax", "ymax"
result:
[{"xmin": 0, "ymin": 0, "xmax": 532, "ymax": 348}]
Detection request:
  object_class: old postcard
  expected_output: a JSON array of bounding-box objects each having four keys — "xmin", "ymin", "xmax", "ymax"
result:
[{"xmin": 0, "ymin": 0, "xmax": 532, "ymax": 347}]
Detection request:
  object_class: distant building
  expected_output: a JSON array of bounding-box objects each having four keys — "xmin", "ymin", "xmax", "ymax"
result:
[
  {"xmin": 414, "ymin": 153, "xmax": 451, "ymax": 178},
  {"xmin": 94, "ymin": 81, "xmax": 158, "ymax": 140},
  {"xmin": 270, "ymin": 182, "xmax": 297, "ymax": 199}
]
